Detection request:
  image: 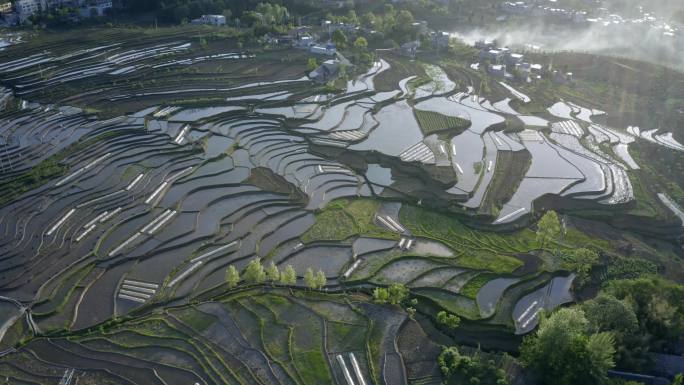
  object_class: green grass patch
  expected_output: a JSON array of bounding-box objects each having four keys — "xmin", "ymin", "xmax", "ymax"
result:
[
  {"xmin": 459, "ymin": 273, "xmax": 498, "ymax": 299},
  {"xmin": 563, "ymin": 227, "xmax": 611, "ymax": 251},
  {"xmin": 414, "ymin": 109, "xmax": 470, "ymax": 135},
  {"xmin": 292, "ymin": 350, "xmax": 331, "ymax": 384},
  {"xmin": 327, "ymin": 321, "xmax": 367, "ymax": 353},
  {"xmin": 169, "ymin": 307, "xmax": 215, "ymax": 332},
  {"xmin": 301, "ymin": 198, "xmax": 400, "ymax": 243},
  {"xmin": 400, "ymin": 205, "xmax": 528, "ymax": 273},
  {"xmin": 456, "ymin": 254, "xmax": 522, "ymax": 275}
]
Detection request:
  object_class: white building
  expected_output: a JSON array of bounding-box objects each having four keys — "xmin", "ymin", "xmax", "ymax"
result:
[
  {"xmin": 293, "ymin": 35, "xmax": 314, "ymax": 49},
  {"xmin": 505, "ymin": 53, "xmax": 524, "ymax": 65},
  {"xmin": 310, "ymin": 43, "xmax": 336, "ymax": 56},
  {"xmin": 0, "ymin": 1, "xmax": 12, "ymax": 13},
  {"xmin": 79, "ymin": 0, "xmax": 112, "ymax": 17},
  {"xmin": 15, "ymin": 0, "xmax": 41, "ymax": 19},
  {"xmin": 192, "ymin": 14, "xmax": 226, "ymax": 26},
  {"xmin": 479, "ymin": 49, "xmax": 503, "ymax": 63}
]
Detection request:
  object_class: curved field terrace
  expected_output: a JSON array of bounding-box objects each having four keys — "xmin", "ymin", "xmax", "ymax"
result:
[{"xmin": 0, "ymin": 24, "xmax": 682, "ymax": 385}]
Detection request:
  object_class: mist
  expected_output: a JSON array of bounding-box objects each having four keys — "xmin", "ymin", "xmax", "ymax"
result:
[{"xmin": 452, "ymin": 22, "xmax": 684, "ymax": 72}]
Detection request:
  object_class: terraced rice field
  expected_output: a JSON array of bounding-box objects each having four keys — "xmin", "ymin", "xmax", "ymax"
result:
[{"xmin": 0, "ymin": 27, "xmax": 682, "ymax": 385}]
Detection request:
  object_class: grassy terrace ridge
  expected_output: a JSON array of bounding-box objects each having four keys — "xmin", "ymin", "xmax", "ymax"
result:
[
  {"xmin": 7, "ymin": 289, "xmax": 386, "ymax": 385},
  {"xmin": 1, "ymin": 12, "xmax": 683, "ymax": 385},
  {"xmin": 459, "ymin": 273, "xmax": 499, "ymax": 299},
  {"xmin": 0, "ymin": 25, "xmax": 316, "ymax": 119},
  {"xmin": 414, "ymin": 109, "xmax": 471, "ymax": 135},
  {"xmin": 301, "ymin": 198, "xmax": 400, "ymax": 243},
  {"xmin": 0, "ymin": 129, "xmax": 133, "ymax": 208},
  {"xmin": 399, "ymin": 205, "xmax": 527, "ymax": 274}
]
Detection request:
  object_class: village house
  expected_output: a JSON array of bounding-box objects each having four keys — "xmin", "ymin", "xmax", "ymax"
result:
[
  {"xmin": 432, "ymin": 31, "xmax": 450, "ymax": 49},
  {"xmin": 14, "ymin": 0, "xmax": 40, "ymax": 20},
  {"xmin": 412, "ymin": 20, "xmax": 429, "ymax": 36},
  {"xmin": 327, "ymin": 22, "xmax": 358, "ymax": 36},
  {"xmin": 505, "ymin": 52, "xmax": 524, "ymax": 66},
  {"xmin": 501, "ymin": 1, "xmax": 531, "ymax": 15},
  {"xmin": 293, "ymin": 35, "xmax": 315, "ymax": 49},
  {"xmin": 310, "ymin": 43, "xmax": 336, "ymax": 56},
  {"xmin": 489, "ymin": 64, "xmax": 509, "ymax": 79},
  {"xmin": 0, "ymin": 1, "xmax": 12, "ymax": 14},
  {"xmin": 399, "ymin": 40, "xmax": 420, "ymax": 58},
  {"xmin": 191, "ymin": 14, "xmax": 226, "ymax": 26},
  {"xmin": 78, "ymin": 0, "xmax": 112, "ymax": 17},
  {"xmin": 479, "ymin": 49, "xmax": 503, "ymax": 64},
  {"xmin": 475, "ymin": 39, "xmax": 496, "ymax": 50},
  {"xmin": 309, "ymin": 59, "xmax": 340, "ymax": 83}
]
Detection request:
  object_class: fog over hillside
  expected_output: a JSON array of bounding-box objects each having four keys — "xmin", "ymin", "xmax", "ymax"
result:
[
  {"xmin": 453, "ymin": 22, "xmax": 683, "ymax": 71},
  {"xmin": 452, "ymin": 0, "xmax": 684, "ymax": 71}
]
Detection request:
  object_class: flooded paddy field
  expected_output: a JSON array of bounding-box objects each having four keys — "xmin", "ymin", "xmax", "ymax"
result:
[{"xmin": 0, "ymin": 27, "xmax": 682, "ymax": 385}]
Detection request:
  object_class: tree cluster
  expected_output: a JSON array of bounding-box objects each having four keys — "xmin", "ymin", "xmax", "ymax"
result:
[
  {"xmin": 438, "ymin": 346, "xmax": 509, "ymax": 385},
  {"xmin": 600, "ymin": 278, "xmax": 684, "ymax": 370},
  {"xmin": 520, "ymin": 307, "xmax": 616, "ymax": 385},
  {"xmin": 347, "ymin": 5, "xmax": 418, "ymax": 45},
  {"xmin": 372, "ymin": 283, "xmax": 409, "ymax": 305},
  {"xmin": 120, "ymin": 0, "xmax": 295, "ymax": 25},
  {"xmin": 437, "ymin": 311, "xmax": 461, "ymax": 329}
]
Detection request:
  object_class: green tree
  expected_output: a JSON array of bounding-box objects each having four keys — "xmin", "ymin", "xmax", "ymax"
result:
[
  {"xmin": 352, "ymin": 36, "xmax": 371, "ymax": 65},
  {"xmin": 373, "ymin": 287, "xmax": 389, "ymax": 303},
  {"xmin": 437, "ymin": 311, "xmax": 461, "ymax": 329},
  {"xmin": 406, "ymin": 307, "xmax": 416, "ymax": 319},
  {"xmin": 606, "ymin": 278, "xmax": 684, "ymax": 361},
  {"xmin": 360, "ymin": 12, "xmax": 376, "ymax": 28},
  {"xmin": 226, "ymin": 265, "xmax": 240, "ymax": 288},
  {"xmin": 353, "ymin": 36, "xmax": 368, "ymax": 50},
  {"xmin": 397, "ymin": 10, "xmax": 414, "ymax": 26},
  {"xmin": 315, "ymin": 270, "xmax": 327, "ymax": 290},
  {"xmin": 536, "ymin": 210, "xmax": 561, "ymax": 251},
  {"xmin": 304, "ymin": 268, "xmax": 316, "ymax": 289},
  {"xmin": 332, "ymin": 29, "xmax": 348, "ymax": 49},
  {"xmin": 243, "ymin": 257, "xmax": 266, "ymax": 284},
  {"xmin": 266, "ymin": 262, "xmax": 280, "ymax": 284},
  {"xmin": 345, "ymin": 9, "xmax": 358, "ymax": 24},
  {"xmin": 387, "ymin": 283, "xmax": 409, "ymax": 305},
  {"xmin": 307, "ymin": 57, "xmax": 318, "ymax": 71},
  {"xmin": 280, "ymin": 265, "xmax": 297, "ymax": 285},
  {"xmin": 438, "ymin": 346, "xmax": 463, "ymax": 377},
  {"xmin": 438, "ymin": 346, "xmax": 508, "ymax": 384},
  {"xmin": 520, "ymin": 308, "xmax": 615, "ymax": 385},
  {"xmin": 565, "ymin": 248, "xmax": 599, "ymax": 283},
  {"xmin": 582, "ymin": 294, "xmax": 638, "ymax": 335},
  {"xmin": 672, "ymin": 373, "xmax": 683, "ymax": 385}
]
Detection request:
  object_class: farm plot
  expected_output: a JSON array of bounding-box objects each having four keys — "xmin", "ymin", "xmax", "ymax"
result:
[
  {"xmin": 0, "ymin": 289, "xmax": 409, "ymax": 385},
  {"xmin": 414, "ymin": 109, "xmax": 471, "ymax": 136}
]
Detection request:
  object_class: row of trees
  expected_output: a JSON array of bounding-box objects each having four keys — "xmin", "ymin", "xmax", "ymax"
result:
[
  {"xmin": 325, "ymin": 5, "xmax": 418, "ymax": 46},
  {"xmin": 120, "ymin": 0, "xmax": 291, "ymax": 25},
  {"xmin": 225, "ymin": 257, "xmax": 326, "ymax": 290}
]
